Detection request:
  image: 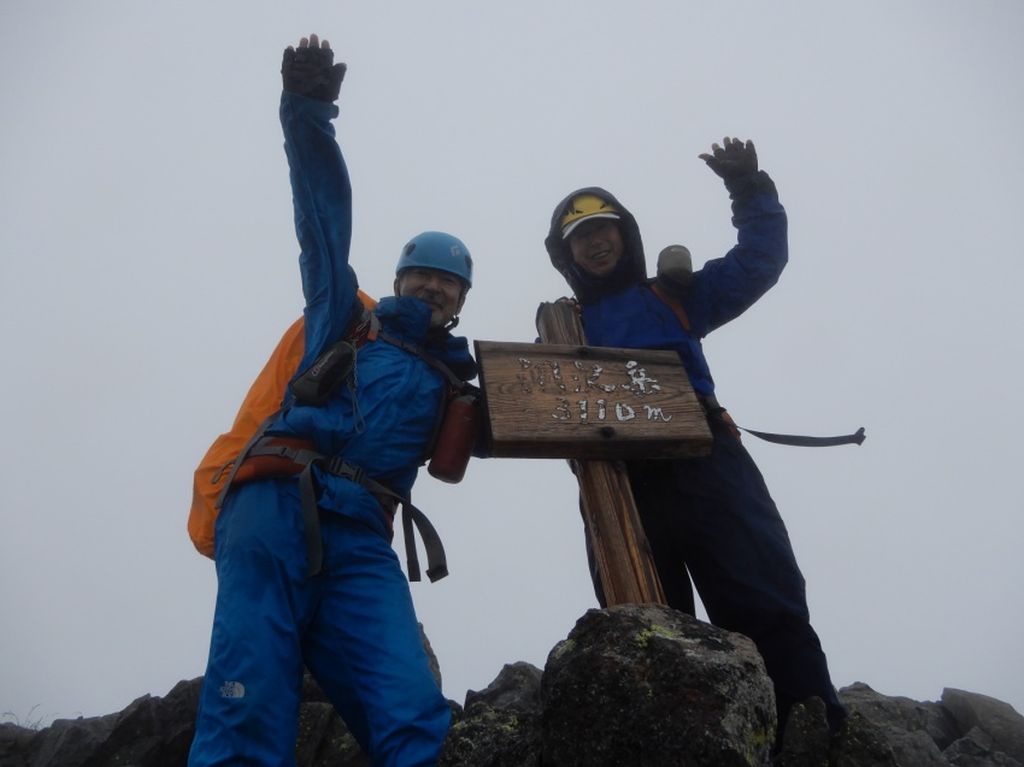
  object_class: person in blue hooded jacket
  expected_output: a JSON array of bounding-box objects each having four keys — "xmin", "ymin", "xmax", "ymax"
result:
[
  {"xmin": 189, "ymin": 35, "xmax": 476, "ymax": 767},
  {"xmin": 544, "ymin": 138, "xmax": 845, "ymax": 736}
]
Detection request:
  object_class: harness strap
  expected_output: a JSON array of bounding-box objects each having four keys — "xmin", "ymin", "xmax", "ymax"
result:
[
  {"xmin": 700, "ymin": 395, "xmax": 865, "ymax": 447},
  {"xmin": 737, "ymin": 425, "xmax": 866, "ymax": 447},
  {"xmin": 242, "ymin": 439, "xmax": 448, "ymax": 581},
  {"xmin": 400, "ymin": 501, "xmax": 450, "ymax": 583},
  {"xmin": 375, "ymin": 324, "xmax": 467, "ymax": 391},
  {"xmin": 212, "ymin": 410, "xmax": 281, "ymax": 509},
  {"xmin": 648, "ymin": 281, "xmax": 691, "ymax": 331},
  {"xmin": 298, "ymin": 462, "xmax": 324, "ymax": 576}
]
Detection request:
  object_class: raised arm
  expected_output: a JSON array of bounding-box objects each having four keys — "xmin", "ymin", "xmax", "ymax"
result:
[
  {"xmin": 279, "ymin": 34, "xmax": 354, "ymax": 369},
  {"xmin": 691, "ymin": 137, "xmax": 788, "ymax": 336}
]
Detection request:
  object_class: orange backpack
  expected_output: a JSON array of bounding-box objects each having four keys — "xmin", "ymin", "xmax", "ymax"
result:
[{"xmin": 188, "ymin": 291, "xmax": 377, "ymax": 558}]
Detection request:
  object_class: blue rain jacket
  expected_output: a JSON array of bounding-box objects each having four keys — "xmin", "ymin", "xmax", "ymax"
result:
[
  {"xmin": 544, "ymin": 179, "xmax": 787, "ymax": 395},
  {"xmin": 264, "ymin": 91, "xmax": 476, "ymax": 533}
]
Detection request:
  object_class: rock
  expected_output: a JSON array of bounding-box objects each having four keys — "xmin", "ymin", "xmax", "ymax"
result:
[
  {"xmin": 540, "ymin": 604, "xmax": 776, "ymax": 766},
  {"xmin": 295, "ymin": 700, "xmax": 368, "ymax": 767},
  {"xmin": 441, "ymin": 661, "xmax": 543, "ymax": 767},
  {"xmin": 0, "ymin": 723, "xmax": 34, "ymax": 767},
  {"xmin": 833, "ymin": 706, "xmax": 950, "ymax": 766},
  {"xmin": 777, "ymin": 696, "xmax": 831, "ymax": 767},
  {"xmin": 464, "ymin": 661, "xmax": 542, "ymax": 715},
  {"xmin": 841, "ymin": 681, "xmax": 959, "ymax": 749},
  {"xmin": 943, "ymin": 726, "xmax": 1024, "ymax": 767},
  {"xmin": 942, "ymin": 689, "xmax": 1024, "ymax": 764},
  {"xmin": 87, "ymin": 678, "xmax": 201, "ymax": 767},
  {"xmin": 2, "ymin": 713, "xmax": 114, "ymax": 767},
  {"xmin": 832, "ymin": 683, "xmax": 950, "ymax": 766}
]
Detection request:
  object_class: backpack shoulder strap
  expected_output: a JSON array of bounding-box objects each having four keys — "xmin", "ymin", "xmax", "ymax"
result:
[
  {"xmin": 373, "ymin": 321, "xmax": 469, "ymax": 391},
  {"xmin": 647, "ymin": 280, "xmax": 692, "ymax": 332}
]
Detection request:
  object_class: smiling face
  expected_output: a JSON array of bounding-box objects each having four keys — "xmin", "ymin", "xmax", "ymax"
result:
[
  {"xmin": 394, "ymin": 267, "xmax": 466, "ymax": 327},
  {"xmin": 568, "ymin": 219, "xmax": 625, "ymax": 278}
]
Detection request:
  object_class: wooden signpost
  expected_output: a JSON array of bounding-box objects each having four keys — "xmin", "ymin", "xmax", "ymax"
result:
[
  {"xmin": 475, "ymin": 341, "xmax": 710, "ymax": 460},
  {"xmin": 472, "ymin": 301, "xmax": 712, "ymax": 606}
]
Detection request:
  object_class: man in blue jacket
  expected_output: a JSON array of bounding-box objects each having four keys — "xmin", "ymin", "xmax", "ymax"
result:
[
  {"xmin": 544, "ymin": 138, "xmax": 845, "ymax": 736},
  {"xmin": 189, "ymin": 35, "xmax": 475, "ymax": 766}
]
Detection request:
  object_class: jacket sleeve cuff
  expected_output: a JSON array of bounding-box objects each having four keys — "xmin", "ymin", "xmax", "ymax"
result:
[
  {"xmin": 280, "ymin": 89, "xmax": 340, "ymax": 122},
  {"xmin": 724, "ymin": 170, "xmax": 778, "ymax": 202}
]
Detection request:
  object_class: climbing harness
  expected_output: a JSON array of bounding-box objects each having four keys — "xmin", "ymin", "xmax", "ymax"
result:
[
  {"xmin": 210, "ymin": 306, "xmax": 477, "ymax": 581},
  {"xmin": 228, "ymin": 435, "xmax": 448, "ymax": 582}
]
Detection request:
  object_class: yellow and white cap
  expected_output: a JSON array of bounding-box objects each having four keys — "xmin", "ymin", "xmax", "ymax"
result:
[{"xmin": 560, "ymin": 194, "xmax": 620, "ymax": 239}]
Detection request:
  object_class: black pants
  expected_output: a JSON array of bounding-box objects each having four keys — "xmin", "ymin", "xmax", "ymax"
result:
[{"xmin": 584, "ymin": 419, "xmax": 845, "ymax": 733}]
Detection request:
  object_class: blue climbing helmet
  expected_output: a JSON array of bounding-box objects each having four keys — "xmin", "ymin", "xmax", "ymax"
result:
[{"xmin": 396, "ymin": 231, "xmax": 473, "ymax": 289}]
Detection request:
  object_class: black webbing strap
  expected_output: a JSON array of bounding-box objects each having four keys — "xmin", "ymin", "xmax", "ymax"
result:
[
  {"xmin": 244, "ymin": 440, "xmax": 448, "ymax": 581},
  {"xmin": 298, "ymin": 462, "xmax": 324, "ymax": 577},
  {"xmin": 212, "ymin": 410, "xmax": 282, "ymax": 509},
  {"xmin": 400, "ymin": 500, "xmax": 449, "ymax": 583},
  {"xmin": 375, "ymin": 325, "xmax": 466, "ymax": 391},
  {"xmin": 737, "ymin": 425, "xmax": 866, "ymax": 447},
  {"xmin": 701, "ymin": 395, "xmax": 866, "ymax": 448},
  {"xmin": 240, "ymin": 440, "xmax": 328, "ymax": 575}
]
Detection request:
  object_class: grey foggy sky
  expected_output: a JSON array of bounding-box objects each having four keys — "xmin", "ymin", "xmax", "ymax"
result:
[{"xmin": 1, "ymin": 1, "xmax": 1022, "ymax": 725}]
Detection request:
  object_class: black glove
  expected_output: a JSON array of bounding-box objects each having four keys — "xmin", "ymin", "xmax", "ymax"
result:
[
  {"xmin": 700, "ymin": 137, "xmax": 758, "ymax": 180},
  {"xmin": 281, "ymin": 36, "xmax": 346, "ymax": 103},
  {"xmin": 699, "ymin": 137, "xmax": 773, "ymax": 200}
]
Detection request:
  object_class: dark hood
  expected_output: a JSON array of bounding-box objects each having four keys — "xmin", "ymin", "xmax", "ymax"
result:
[{"xmin": 544, "ymin": 186, "xmax": 648, "ymax": 304}]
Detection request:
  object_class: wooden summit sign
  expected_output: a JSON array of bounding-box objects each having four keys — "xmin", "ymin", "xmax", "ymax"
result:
[{"xmin": 475, "ymin": 340, "xmax": 712, "ymax": 460}]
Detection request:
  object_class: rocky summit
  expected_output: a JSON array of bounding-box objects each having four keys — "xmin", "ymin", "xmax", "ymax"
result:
[{"xmin": 2, "ymin": 605, "xmax": 1021, "ymax": 766}]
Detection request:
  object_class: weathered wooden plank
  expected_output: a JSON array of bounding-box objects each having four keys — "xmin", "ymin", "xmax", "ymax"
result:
[
  {"xmin": 475, "ymin": 340, "xmax": 712, "ymax": 459},
  {"xmin": 534, "ymin": 301, "xmax": 669, "ymax": 606},
  {"xmin": 572, "ymin": 459, "xmax": 667, "ymax": 606}
]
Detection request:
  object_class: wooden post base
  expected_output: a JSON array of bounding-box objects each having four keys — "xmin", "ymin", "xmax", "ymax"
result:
[{"xmin": 536, "ymin": 301, "xmax": 666, "ymax": 606}]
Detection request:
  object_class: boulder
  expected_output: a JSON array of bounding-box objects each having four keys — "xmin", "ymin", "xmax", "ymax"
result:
[
  {"xmin": 441, "ymin": 661, "xmax": 543, "ymax": 767},
  {"xmin": 943, "ymin": 689, "xmax": 1024, "ymax": 764},
  {"xmin": 540, "ymin": 604, "xmax": 776, "ymax": 766},
  {"xmin": 777, "ymin": 696, "xmax": 831, "ymax": 767}
]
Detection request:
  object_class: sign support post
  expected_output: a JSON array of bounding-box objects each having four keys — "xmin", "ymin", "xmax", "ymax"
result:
[{"xmin": 534, "ymin": 301, "xmax": 667, "ymax": 606}]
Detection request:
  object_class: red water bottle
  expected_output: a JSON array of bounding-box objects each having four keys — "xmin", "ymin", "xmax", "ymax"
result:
[{"xmin": 428, "ymin": 394, "xmax": 481, "ymax": 483}]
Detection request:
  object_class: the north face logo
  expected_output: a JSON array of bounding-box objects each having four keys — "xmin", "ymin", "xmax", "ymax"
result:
[{"xmin": 219, "ymin": 680, "xmax": 246, "ymax": 699}]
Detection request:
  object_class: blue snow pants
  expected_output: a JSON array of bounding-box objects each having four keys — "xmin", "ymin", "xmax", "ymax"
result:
[
  {"xmin": 188, "ymin": 479, "xmax": 450, "ymax": 767},
  {"xmin": 585, "ymin": 416, "xmax": 845, "ymax": 732}
]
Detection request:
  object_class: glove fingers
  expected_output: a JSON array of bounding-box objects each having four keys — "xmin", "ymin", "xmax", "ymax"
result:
[
  {"xmin": 331, "ymin": 62, "xmax": 347, "ymax": 89},
  {"xmin": 281, "ymin": 36, "xmax": 345, "ymax": 102},
  {"xmin": 744, "ymin": 140, "xmax": 757, "ymax": 166}
]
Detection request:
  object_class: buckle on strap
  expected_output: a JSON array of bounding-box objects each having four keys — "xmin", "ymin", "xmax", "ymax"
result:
[
  {"xmin": 261, "ymin": 444, "xmax": 297, "ymax": 459},
  {"xmin": 246, "ymin": 440, "xmax": 324, "ymax": 469},
  {"xmin": 321, "ymin": 455, "xmax": 366, "ymax": 486}
]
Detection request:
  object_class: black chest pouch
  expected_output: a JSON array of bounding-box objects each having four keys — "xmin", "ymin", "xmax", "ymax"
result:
[{"xmin": 290, "ymin": 340, "xmax": 357, "ymax": 406}]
